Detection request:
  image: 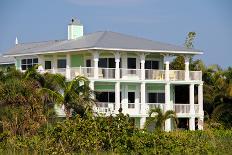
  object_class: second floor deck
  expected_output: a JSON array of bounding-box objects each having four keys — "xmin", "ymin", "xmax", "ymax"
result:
[{"xmin": 45, "ymin": 67, "xmax": 202, "ymax": 81}]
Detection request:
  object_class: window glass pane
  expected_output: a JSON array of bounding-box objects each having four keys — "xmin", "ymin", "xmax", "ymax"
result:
[
  {"xmin": 33, "ymin": 58, "xmax": 38, "ymax": 64},
  {"xmin": 96, "ymin": 92, "xmax": 108, "ymax": 102},
  {"xmin": 158, "ymin": 93, "xmax": 165, "ymax": 103},
  {"xmin": 108, "ymin": 58, "xmax": 115, "ymax": 68},
  {"xmin": 128, "ymin": 92, "xmax": 135, "ymax": 103},
  {"xmin": 86, "ymin": 59, "xmax": 91, "ymax": 67},
  {"xmin": 145, "ymin": 61, "xmax": 151, "ymax": 69},
  {"xmin": 21, "ymin": 59, "xmax": 26, "ymax": 64},
  {"xmin": 109, "ymin": 92, "xmax": 115, "ymax": 102},
  {"xmin": 127, "ymin": 58, "xmax": 136, "ymax": 69},
  {"xmin": 148, "ymin": 93, "xmax": 158, "ymax": 103},
  {"xmin": 152, "ymin": 61, "xmax": 159, "ymax": 69},
  {"xmin": 45, "ymin": 61, "xmax": 52, "ymax": 69},
  {"xmin": 98, "ymin": 58, "xmax": 107, "ymax": 68},
  {"xmin": 21, "ymin": 65, "xmax": 27, "ymax": 70},
  {"xmin": 27, "ymin": 64, "xmax": 32, "ymax": 69},
  {"xmin": 57, "ymin": 59, "xmax": 66, "ymax": 68},
  {"xmin": 27, "ymin": 59, "xmax": 32, "ymax": 64}
]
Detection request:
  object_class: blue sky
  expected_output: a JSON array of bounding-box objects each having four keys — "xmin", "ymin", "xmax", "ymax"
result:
[{"xmin": 0, "ymin": 0, "xmax": 231, "ymax": 68}]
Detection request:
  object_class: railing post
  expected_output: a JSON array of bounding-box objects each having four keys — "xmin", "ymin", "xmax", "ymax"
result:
[
  {"xmin": 66, "ymin": 53, "xmax": 71, "ymax": 79},
  {"xmin": 185, "ymin": 56, "xmax": 190, "ymax": 81},
  {"xmin": 93, "ymin": 52, "xmax": 99, "ymax": 79}
]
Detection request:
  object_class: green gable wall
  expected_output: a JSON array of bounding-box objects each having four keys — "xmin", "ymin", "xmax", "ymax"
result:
[
  {"xmin": 95, "ymin": 84, "xmax": 115, "ymax": 91},
  {"xmin": 71, "ymin": 54, "xmax": 84, "ymax": 67},
  {"xmin": 128, "ymin": 84, "xmax": 137, "ymax": 91},
  {"xmin": 147, "ymin": 84, "xmax": 165, "ymax": 91}
]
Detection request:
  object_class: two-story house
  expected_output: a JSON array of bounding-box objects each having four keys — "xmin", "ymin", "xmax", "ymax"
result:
[{"xmin": 3, "ymin": 19, "xmax": 204, "ymax": 131}]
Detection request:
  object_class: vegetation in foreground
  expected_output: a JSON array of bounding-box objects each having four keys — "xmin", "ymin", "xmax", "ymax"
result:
[{"xmin": 0, "ymin": 113, "xmax": 232, "ymax": 155}]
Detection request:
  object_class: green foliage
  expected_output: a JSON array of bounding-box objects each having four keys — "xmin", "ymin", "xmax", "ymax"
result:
[
  {"xmin": 0, "ymin": 115, "xmax": 232, "ymax": 154},
  {"xmin": 145, "ymin": 108, "xmax": 178, "ymax": 131}
]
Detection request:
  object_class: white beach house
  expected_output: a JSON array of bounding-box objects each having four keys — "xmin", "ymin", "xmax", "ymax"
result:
[{"xmin": 4, "ymin": 19, "xmax": 204, "ymax": 131}]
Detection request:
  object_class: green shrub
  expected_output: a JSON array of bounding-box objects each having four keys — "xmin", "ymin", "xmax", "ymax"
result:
[{"xmin": 0, "ymin": 114, "xmax": 232, "ymax": 154}]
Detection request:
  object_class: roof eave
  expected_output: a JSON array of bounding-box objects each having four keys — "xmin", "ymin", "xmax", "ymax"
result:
[{"xmin": 3, "ymin": 47, "xmax": 203, "ymax": 57}]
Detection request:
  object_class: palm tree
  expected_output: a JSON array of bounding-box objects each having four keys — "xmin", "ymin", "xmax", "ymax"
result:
[
  {"xmin": 145, "ymin": 107, "xmax": 178, "ymax": 131},
  {"xmin": 40, "ymin": 74, "xmax": 95, "ymax": 118}
]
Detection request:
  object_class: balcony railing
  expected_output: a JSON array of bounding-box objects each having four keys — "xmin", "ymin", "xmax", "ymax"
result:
[
  {"xmin": 94, "ymin": 102, "xmax": 115, "ymax": 115},
  {"xmin": 120, "ymin": 68, "xmax": 141, "ymax": 80},
  {"xmin": 190, "ymin": 71, "xmax": 202, "ymax": 81},
  {"xmin": 46, "ymin": 67, "xmax": 202, "ymax": 81},
  {"xmin": 99, "ymin": 68, "xmax": 115, "ymax": 79},
  {"xmin": 93, "ymin": 102, "xmax": 201, "ymax": 116},
  {"xmin": 174, "ymin": 104, "xmax": 190, "ymax": 114},
  {"xmin": 145, "ymin": 70, "xmax": 165, "ymax": 80},
  {"xmin": 146, "ymin": 103, "xmax": 165, "ymax": 112}
]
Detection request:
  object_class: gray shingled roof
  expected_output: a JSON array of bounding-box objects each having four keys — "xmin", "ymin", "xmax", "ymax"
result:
[
  {"xmin": 4, "ymin": 31, "xmax": 202, "ymax": 56},
  {"xmin": 0, "ymin": 55, "xmax": 15, "ymax": 64}
]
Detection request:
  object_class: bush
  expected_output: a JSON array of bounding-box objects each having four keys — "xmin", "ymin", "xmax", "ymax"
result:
[{"xmin": 0, "ymin": 113, "xmax": 232, "ymax": 154}]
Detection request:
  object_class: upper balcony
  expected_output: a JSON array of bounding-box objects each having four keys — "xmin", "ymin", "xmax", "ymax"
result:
[{"xmin": 45, "ymin": 67, "xmax": 202, "ymax": 81}]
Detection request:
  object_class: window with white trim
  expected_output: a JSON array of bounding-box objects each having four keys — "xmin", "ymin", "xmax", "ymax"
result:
[{"xmin": 21, "ymin": 58, "xmax": 38, "ymax": 70}]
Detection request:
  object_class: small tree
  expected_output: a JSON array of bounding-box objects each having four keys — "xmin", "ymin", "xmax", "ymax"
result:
[
  {"xmin": 145, "ymin": 107, "xmax": 178, "ymax": 131},
  {"xmin": 170, "ymin": 32, "xmax": 196, "ymax": 70}
]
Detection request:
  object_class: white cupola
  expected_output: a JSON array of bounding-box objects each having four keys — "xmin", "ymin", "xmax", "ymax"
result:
[{"xmin": 68, "ymin": 18, "xmax": 83, "ymax": 40}]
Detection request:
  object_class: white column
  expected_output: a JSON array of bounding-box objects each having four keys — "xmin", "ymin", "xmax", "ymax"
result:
[
  {"xmin": 198, "ymin": 83, "xmax": 204, "ymax": 130},
  {"xmin": 140, "ymin": 82, "xmax": 146, "ymax": 114},
  {"xmin": 198, "ymin": 83, "xmax": 204, "ymax": 114},
  {"xmin": 114, "ymin": 52, "xmax": 120, "ymax": 79},
  {"xmin": 37, "ymin": 55, "xmax": 44, "ymax": 72},
  {"xmin": 190, "ymin": 84, "xmax": 195, "ymax": 114},
  {"xmin": 165, "ymin": 61, "xmax": 170, "ymax": 81},
  {"xmin": 165, "ymin": 83, "xmax": 171, "ymax": 131},
  {"xmin": 66, "ymin": 53, "xmax": 71, "ymax": 79},
  {"xmin": 198, "ymin": 116, "xmax": 204, "ymax": 130},
  {"xmin": 121, "ymin": 54, "xmax": 127, "ymax": 79},
  {"xmin": 185, "ymin": 56, "xmax": 190, "ymax": 81},
  {"xmin": 140, "ymin": 53, "xmax": 145, "ymax": 80},
  {"xmin": 140, "ymin": 117, "xmax": 146, "ymax": 129},
  {"xmin": 189, "ymin": 117, "xmax": 195, "ymax": 130},
  {"xmin": 93, "ymin": 52, "xmax": 99, "ymax": 79},
  {"xmin": 53, "ymin": 55, "xmax": 57, "ymax": 74},
  {"xmin": 115, "ymin": 82, "xmax": 120, "ymax": 114},
  {"xmin": 189, "ymin": 84, "xmax": 195, "ymax": 130}
]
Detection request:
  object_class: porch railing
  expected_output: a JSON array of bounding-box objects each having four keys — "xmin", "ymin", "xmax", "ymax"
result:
[
  {"xmin": 44, "ymin": 67, "xmax": 202, "ymax": 81},
  {"xmin": 146, "ymin": 103, "xmax": 165, "ymax": 112},
  {"xmin": 99, "ymin": 68, "xmax": 115, "ymax": 79},
  {"xmin": 120, "ymin": 68, "xmax": 141, "ymax": 79},
  {"xmin": 190, "ymin": 71, "xmax": 202, "ymax": 81},
  {"xmin": 94, "ymin": 102, "xmax": 115, "ymax": 115},
  {"xmin": 174, "ymin": 104, "xmax": 190, "ymax": 114},
  {"xmin": 145, "ymin": 70, "xmax": 165, "ymax": 80}
]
